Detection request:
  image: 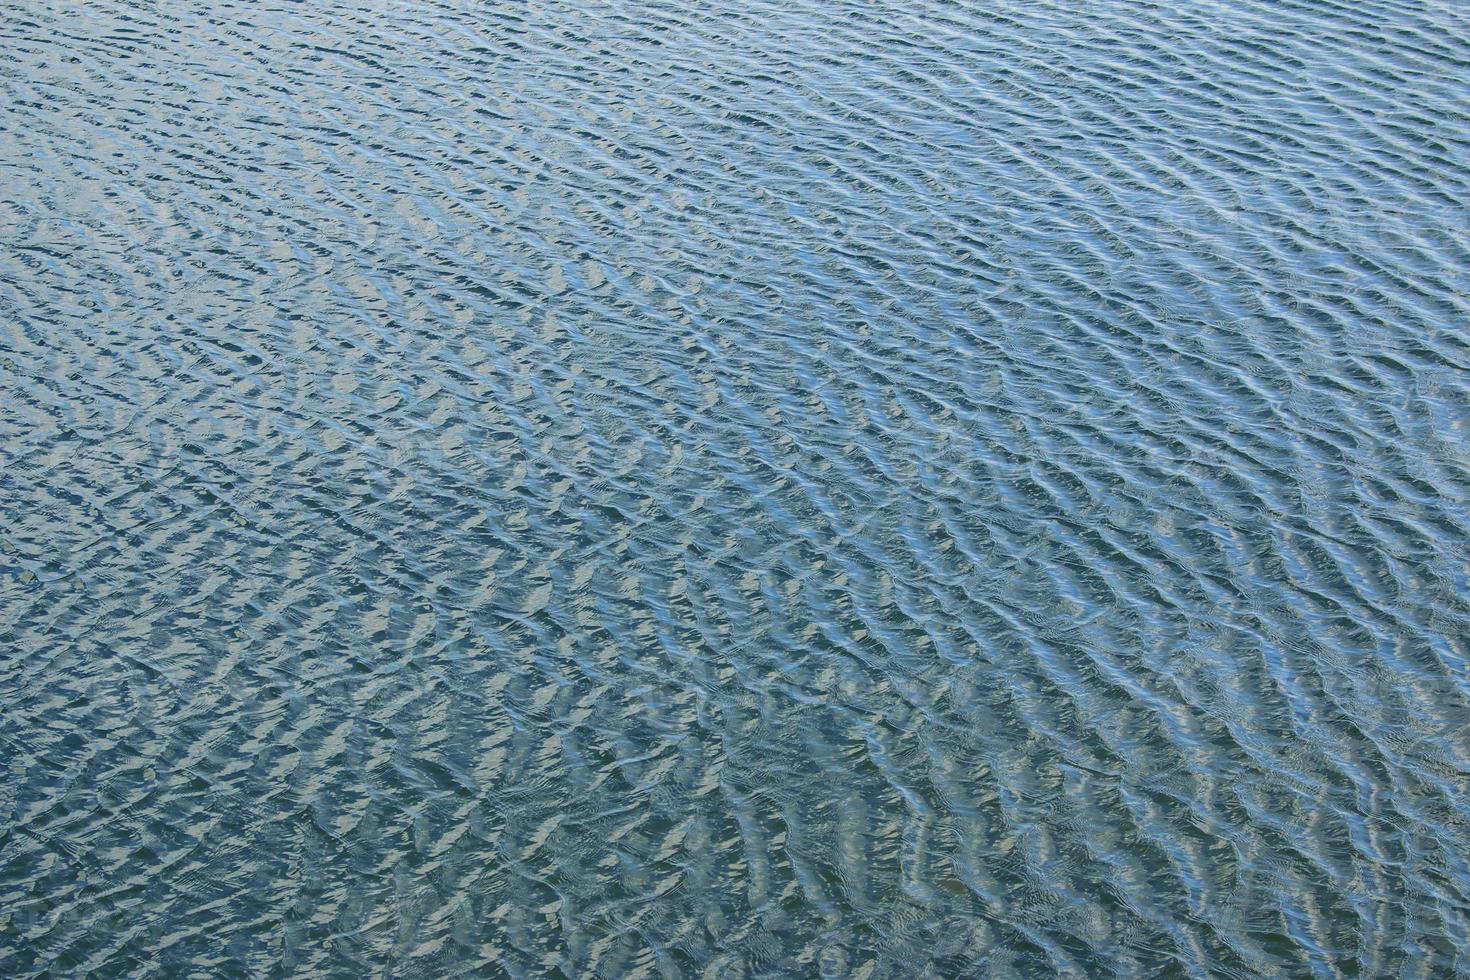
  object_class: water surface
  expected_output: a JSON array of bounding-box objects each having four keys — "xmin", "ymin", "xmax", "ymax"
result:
[{"xmin": 3, "ymin": 0, "xmax": 1470, "ymax": 975}]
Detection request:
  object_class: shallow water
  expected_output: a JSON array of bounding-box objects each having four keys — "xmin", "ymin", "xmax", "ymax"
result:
[{"xmin": 3, "ymin": 0, "xmax": 1470, "ymax": 975}]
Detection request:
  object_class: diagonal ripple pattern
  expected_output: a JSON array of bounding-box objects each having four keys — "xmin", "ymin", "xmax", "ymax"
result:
[{"xmin": 3, "ymin": 0, "xmax": 1470, "ymax": 975}]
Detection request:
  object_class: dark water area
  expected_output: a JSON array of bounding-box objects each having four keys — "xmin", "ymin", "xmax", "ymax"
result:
[{"xmin": 3, "ymin": 0, "xmax": 1470, "ymax": 975}]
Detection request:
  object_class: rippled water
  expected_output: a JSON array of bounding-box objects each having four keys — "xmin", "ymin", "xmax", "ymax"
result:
[{"xmin": 3, "ymin": 0, "xmax": 1470, "ymax": 975}]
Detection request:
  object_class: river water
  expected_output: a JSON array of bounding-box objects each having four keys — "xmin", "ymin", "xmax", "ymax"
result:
[{"xmin": 2, "ymin": 0, "xmax": 1469, "ymax": 975}]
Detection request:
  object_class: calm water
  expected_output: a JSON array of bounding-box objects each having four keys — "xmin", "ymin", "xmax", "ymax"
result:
[{"xmin": 3, "ymin": 0, "xmax": 1469, "ymax": 975}]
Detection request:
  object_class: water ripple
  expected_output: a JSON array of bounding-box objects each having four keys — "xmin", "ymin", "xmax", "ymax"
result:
[{"xmin": 3, "ymin": 0, "xmax": 1469, "ymax": 975}]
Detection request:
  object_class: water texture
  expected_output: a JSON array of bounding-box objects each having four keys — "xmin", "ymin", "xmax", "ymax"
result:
[{"xmin": 3, "ymin": 0, "xmax": 1470, "ymax": 975}]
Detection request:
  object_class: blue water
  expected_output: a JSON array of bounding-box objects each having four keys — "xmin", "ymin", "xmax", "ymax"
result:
[{"xmin": 3, "ymin": 0, "xmax": 1469, "ymax": 975}]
